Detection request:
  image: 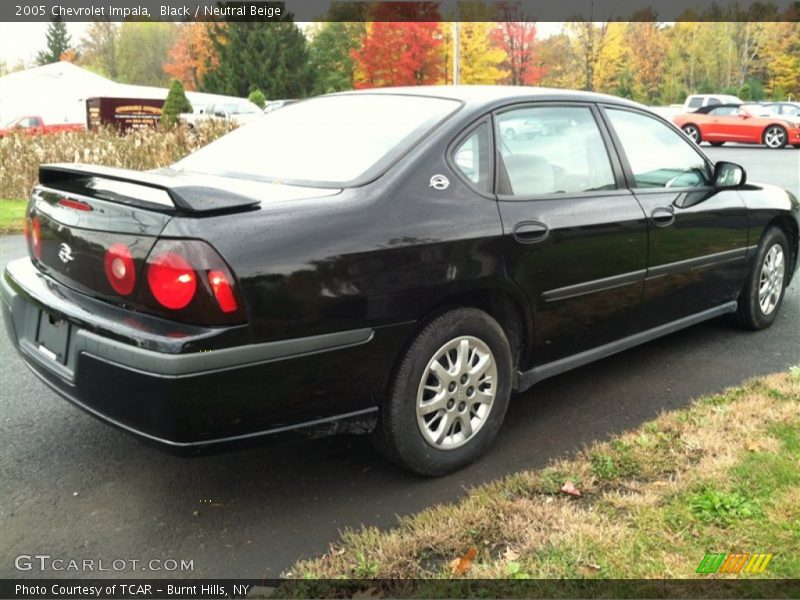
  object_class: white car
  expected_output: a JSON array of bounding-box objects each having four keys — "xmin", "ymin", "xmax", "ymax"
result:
[
  {"xmin": 684, "ymin": 94, "xmax": 743, "ymax": 112},
  {"xmin": 180, "ymin": 101, "xmax": 262, "ymax": 128}
]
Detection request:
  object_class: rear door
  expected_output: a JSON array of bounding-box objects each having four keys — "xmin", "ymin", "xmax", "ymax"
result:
[
  {"xmin": 493, "ymin": 103, "xmax": 648, "ymax": 365},
  {"xmin": 601, "ymin": 107, "xmax": 749, "ymax": 330}
]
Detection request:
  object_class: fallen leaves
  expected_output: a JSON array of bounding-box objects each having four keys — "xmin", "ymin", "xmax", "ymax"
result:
[
  {"xmin": 560, "ymin": 480, "xmax": 582, "ymax": 497},
  {"xmin": 449, "ymin": 547, "xmax": 477, "ymax": 576}
]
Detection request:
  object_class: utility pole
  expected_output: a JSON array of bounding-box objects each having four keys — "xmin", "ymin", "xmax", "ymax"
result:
[{"xmin": 452, "ymin": 21, "xmax": 460, "ymax": 85}]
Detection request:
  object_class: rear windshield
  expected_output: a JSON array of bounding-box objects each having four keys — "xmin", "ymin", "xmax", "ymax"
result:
[{"xmin": 175, "ymin": 94, "xmax": 461, "ymax": 186}]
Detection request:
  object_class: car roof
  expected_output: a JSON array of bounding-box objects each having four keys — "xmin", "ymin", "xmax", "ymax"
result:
[{"xmin": 332, "ymin": 85, "xmax": 646, "ymax": 111}]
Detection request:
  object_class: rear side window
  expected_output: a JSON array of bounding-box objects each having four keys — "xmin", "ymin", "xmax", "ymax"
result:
[
  {"xmin": 606, "ymin": 108, "xmax": 711, "ymax": 189},
  {"xmin": 496, "ymin": 106, "xmax": 616, "ymax": 197},
  {"xmin": 452, "ymin": 122, "xmax": 492, "ymax": 193}
]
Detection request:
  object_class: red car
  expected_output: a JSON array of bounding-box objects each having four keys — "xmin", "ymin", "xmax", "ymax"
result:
[
  {"xmin": 0, "ymin": 115, "xmax": 84, "ymax": 137},
  {"xmin": 673, "ymin": 103, "xmax": 800, "ymax": 149}
]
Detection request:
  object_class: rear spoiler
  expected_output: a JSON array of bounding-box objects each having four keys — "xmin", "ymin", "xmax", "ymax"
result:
[{"xmin": 39, "ymin": 163, "xmax": 261, "ymax": 213}]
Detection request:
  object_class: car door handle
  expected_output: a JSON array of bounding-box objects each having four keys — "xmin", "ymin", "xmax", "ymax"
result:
[
  {"xmin": 513, "ymin": 221, "xmax": 549, "ymax": 244},
  {"xmin": 651, "ymin": 206, "xmax": 675, "ymax": 227}
]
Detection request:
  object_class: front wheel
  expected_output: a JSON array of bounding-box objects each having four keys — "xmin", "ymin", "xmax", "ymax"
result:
[
  {"xmin": 737, "ymin": 227, "xmax": 789, "ymax": 330},
  {"xmin": 763, "ymin": 125, "xmax": 788, "ymax": 149},
  {"xmin": 372, "ymin": 308, "xmax": 512, "ymax": 476},
  {"xmin": 710, "ymin": 141, "xmax": 725, "ymax": 147},
  {"xmin": 682, "ymin": 124, "xmax": 701, "ymax": 144}
]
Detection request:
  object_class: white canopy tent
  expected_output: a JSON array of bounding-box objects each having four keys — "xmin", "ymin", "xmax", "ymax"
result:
[{"xmin": 0, "ymin": 61, "xmax": 248, "ymax": 126}]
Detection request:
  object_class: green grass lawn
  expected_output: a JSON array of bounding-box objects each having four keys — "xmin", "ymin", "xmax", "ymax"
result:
[
  {"xmin": 287, "ymin": 368, "xmax": 800, "ymax": 584},
  {"xmin": 0, "ymin": 199, "xmax": 27, "ymax": 234}
]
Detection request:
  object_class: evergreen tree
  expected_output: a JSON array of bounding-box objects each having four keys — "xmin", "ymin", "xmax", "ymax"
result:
[
  {"xmin": 161, "ymin": 79, "xmax": 193, "ymax": 126},
  {"xmin": 308, "ymin": 22, "xmax": 364, "ymax": 95},
  {"xmin": 203, "ymin": 22, "xmax": 313, "ymax": 99},
  {"xmin": 37, "ymin": 19, "xmax": 71, "ymax": 65}
]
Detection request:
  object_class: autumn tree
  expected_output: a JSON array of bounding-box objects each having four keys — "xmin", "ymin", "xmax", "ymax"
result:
[
  {"xmin": 625, "ymin": 21, "xmax": 668, "ymax": 103},
  {"xmin": 204, "ymin": 22, "xmax": 313, "ymax": 99},
  {"xmin": 77, "ymin": 22, "xmax": 118, "ymax": 79},
  {"xmin": 352, "ymin": 3, "xmax": 444, "ymax": 88},
  {"xmin": 37, "ymin": 19, "xmax": 72, "ymax": 65},
  {"xmin": 116, "ymin": 22, "xmax": 177, "ymax": 86},
  {"xmin": 492, "ymin": 21, "xmax": 542, "ymax": 85},
  {"xmin": 163, "ymin": 23, "xmax": 219, "ymax": 91},
  {"xmin": 593, "ymin": 22, "xmax": 629, "ymax": 96},
  {"xmin": 440, "ymin": 22, "xmax": 507, "ymax": 85},
  {"xmin": 567, "ymin": 20, "xmax": 609, "ymax": 91}
]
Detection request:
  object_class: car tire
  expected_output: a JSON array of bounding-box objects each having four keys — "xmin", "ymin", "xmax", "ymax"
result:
[
  {"xmin": 736, "ymin": 227, "xmax": 790, "ymax": 330},
  {"xmin": 372, "ymin": 308, "xmax": 513, "ymax": 476},
  {"xmin": 710, "ymin": 141, "xmax": 725, "ymax": 147},
  {"xmin": 682, "ymin": 124, "xmax": 701, "ymax": 144},
  {"xmin": 763, "ymin": 125, "xmax": 788, "ymax": 149}
]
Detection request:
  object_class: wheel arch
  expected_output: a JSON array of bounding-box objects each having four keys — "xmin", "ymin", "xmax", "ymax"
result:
[
  {"xmin": 767, "ymin": 214, "xmax": 799, "ymax": 283},
  {"xmin": 386, "ymin": 283, "xmax": 535, "ymax": 397}
]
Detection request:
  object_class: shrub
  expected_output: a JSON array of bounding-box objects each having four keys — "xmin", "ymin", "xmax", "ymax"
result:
[
  {"xmin": 248, "ymin": 89, "xmax": 267, "ymax": 110},
  {"xmin": 161, "ymin": 79, "xmax": 193, "ymax": 126}
]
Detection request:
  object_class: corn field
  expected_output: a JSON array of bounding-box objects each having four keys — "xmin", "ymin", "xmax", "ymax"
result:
[{"xmin": 0, "ymin": 121, "xmax": 235, "ymax": 200}]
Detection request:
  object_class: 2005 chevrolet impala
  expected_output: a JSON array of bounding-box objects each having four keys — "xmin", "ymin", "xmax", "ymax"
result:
[{"xmin": 3, "ymin": 87, "xmax": 798, "ymax": 475}]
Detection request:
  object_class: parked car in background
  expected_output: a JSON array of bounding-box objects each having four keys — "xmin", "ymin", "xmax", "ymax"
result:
[
  {"xmin": 683, "ymin": 93, "xmax": 743, "ymax": 112},
  {"xmin": 673, "ymin": 102, "xmax": 800, "ymax": 148},
  {"xmin": 263, "ymin": 99, "xmax": 298, "ymax": 113},
  {"xmin": 0, "ymin": 115, "xmax": 84, "ymax": 137},
  {"xmin": 4, "ymin": 87, "xmax": 798, "ymax": 475},
  {"xmin": 762, "ymin": 102, "xmax": 800, "ymax": 118},
  {"xmin": 180, "ymin": 100, "xmax": 262, "ymax": 128}
]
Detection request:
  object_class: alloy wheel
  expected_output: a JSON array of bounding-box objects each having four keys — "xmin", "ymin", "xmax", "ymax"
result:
[
  {"xmin": 683, "ymin": 125, "xmax": 700, "ymax": 143},
  {"xmin": 758, "ymin": 243, "xmax": 785, "ymax": 315},
  {"xmin": 416, "ymin": 336, "xmax": 497, "ymax": 450},
  {"xmin": 764, "ymin": 126, "xmax": 786, "ymax": 149}
]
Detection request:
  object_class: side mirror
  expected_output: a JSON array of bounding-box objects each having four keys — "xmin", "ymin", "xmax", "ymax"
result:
[
  {"xmin": 740, "ymin": 113, "xmax": 750, "ymax": 119},
  {"xmin": 714, "ymin": 161, "xmax": 746, "ymax": 188}
]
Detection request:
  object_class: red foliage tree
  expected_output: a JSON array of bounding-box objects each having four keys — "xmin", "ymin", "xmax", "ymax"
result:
[
  {"xmin": 352, "ymin": 3, "xmax": 443, "ymax": 88},
  {"xmin": 493, "ymin": 21, "xmax": 543, "ymax": 85}
]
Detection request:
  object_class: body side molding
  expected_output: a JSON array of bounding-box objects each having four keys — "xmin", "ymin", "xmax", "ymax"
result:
[{"xmin": 517, "ymin": 301, "xmax": 739, "ymax": 391}]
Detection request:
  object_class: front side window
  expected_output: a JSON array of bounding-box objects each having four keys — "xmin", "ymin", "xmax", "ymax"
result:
[
  {"xmin": 606, "ymin": 108, "xmax": 711, "ymax": 189},
  {"xmin": 496, "ymin": 105, "xmax": 616, "ymax": 197},
  {"xmin": 452, "ymin": 122, "xmax": 491, "ymax": 193},
  {"xmin": 709, "ymin": 106, "xmax": 739, "ymax": 116},
  {"xmin": 176, "ymin": 94, "xmax": 461, "ymax": 186}
]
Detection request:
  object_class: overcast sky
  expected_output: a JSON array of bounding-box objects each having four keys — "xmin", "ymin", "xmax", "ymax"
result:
[{"xmin": 0, "ymin": 21, "xmax": 564, "ymax": 68}]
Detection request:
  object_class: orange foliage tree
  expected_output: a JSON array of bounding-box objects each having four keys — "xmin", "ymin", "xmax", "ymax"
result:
[{"xmin": 163, "ymin": 23, "xmax": 220, "ymax": 91}]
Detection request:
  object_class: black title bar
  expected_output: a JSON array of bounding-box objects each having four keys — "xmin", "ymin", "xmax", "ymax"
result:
[{"xmin": 3, "ymin": 0, "xmax": 799, "ymax": 22}]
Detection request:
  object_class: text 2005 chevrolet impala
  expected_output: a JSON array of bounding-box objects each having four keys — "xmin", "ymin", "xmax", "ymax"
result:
[{"xmin": 3, "ymin": 87, "xmax": 798, "ymax": 475}]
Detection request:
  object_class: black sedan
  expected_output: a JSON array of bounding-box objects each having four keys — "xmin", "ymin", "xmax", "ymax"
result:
[{"xmin": 3, "ymin": 87, "xmax": 798, "ymax": 475}]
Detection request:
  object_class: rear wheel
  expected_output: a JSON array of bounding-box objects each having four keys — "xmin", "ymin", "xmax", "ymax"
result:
[
  {"xmin": 372, "ymin": 308, "xmax": 512, "ymax": 476},
  {"xmin": 737, "ymin": 227, "xmax": 789, "ymax": 330},
  {"xmin": 763, "ymin": 125, "xmax": 787, "ymax": 149},
  {"xmin": 682, "ymin": 124, "xmax": 701, "ymax": 144}
]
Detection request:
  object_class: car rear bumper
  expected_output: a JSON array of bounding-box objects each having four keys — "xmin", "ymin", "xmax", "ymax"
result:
[{"xmin": 2, "ymin": 258, "xmax": 410, "ymax": 452}]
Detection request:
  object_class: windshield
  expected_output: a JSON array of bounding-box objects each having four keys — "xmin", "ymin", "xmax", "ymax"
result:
[{"xmin": 175, "ymin": 94, "xmax": 461, "ymax": 186}]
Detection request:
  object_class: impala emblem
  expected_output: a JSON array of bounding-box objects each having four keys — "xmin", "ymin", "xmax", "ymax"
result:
[
  {"xmin": 58, "ymin": 243, "xmax": 74, "ymax": 264},
  {"xmin": 429, "ymin": 174, "xmax": 450, "ymax": 191}
]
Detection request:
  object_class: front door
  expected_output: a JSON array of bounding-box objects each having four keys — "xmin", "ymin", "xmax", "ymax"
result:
[
  {"xmin": 602, "ymin": 107, "xmax": 749, "ymax": 330},
  {"xmin": 493, "ymin": 103, "xmax": 648, "ymax": 366}
]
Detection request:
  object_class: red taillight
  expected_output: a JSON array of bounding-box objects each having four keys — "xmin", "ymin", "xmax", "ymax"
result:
[
  {"xmin": 104, "ymin": 243, "xmax": 136, "ymax": 296},
  {"xmin": 31, "ymin": 217, "xmax": 42, "ymax": 259},
  {"xmin": 147, "ymin": 251, "xmax": 197, "ymax": 310},
  {"xmin": 208, "ymin": 270, "xmax": 238, "ymax": 313}
]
